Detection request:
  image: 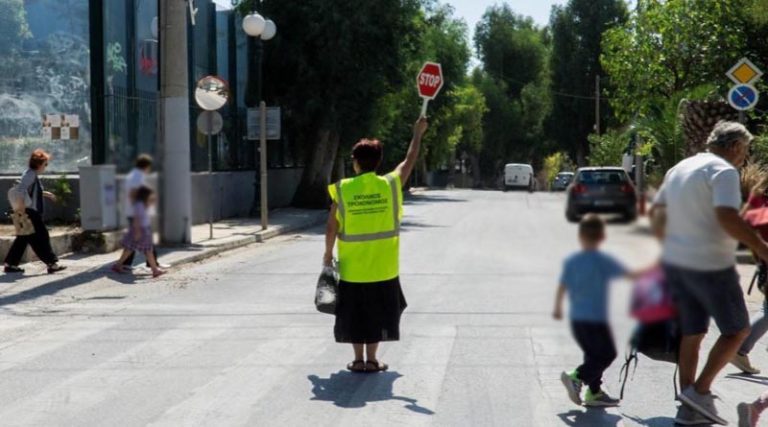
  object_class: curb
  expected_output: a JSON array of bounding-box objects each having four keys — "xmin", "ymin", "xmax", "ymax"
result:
[{"xmin": 164, "ymin": 214, "xmax": 326, "ymax": 268}]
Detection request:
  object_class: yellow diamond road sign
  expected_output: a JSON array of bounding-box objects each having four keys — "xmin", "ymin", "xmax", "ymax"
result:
[{"xmin": 727, "ymin": 57, "xmax": 764, "ymax": 85}]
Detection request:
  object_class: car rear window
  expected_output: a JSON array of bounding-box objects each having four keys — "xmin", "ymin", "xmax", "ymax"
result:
[{"xmin": 578, "ymin": 170, "xmax": 627, "ymax": 184}]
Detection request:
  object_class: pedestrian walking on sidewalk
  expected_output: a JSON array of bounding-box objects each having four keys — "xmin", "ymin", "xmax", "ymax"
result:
[
  {"xmin": 730, "ymin": 178, "xmax": 768, "ymax": 375},
  {"xmin": 324, "ymin": 116, "xmax": 428, "ymax": 373},
  {"xmin": 554, "ymin": 214, "xmax": 627, "ymax": 408},
  {"xmin": 121, "ymin": 154, "xmax": 167, "ymax": 270},
  {"xmin": 112, "ymin": 186, "xmax": 166, "ymax": 278},
  {"xmin": 653, "ymin": 121, "xmax": 768, "ymax": 426},
  {"xmin": 4, "ymin": 149, "xmax": 66, "ymax": 275}
]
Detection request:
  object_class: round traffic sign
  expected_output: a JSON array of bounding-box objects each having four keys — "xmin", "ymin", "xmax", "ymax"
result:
[
  {"xmin": 197, "ymin": 111, "xmax": 224, "ymax": 135},
  {"xmin": 417, "ymin": 62, "xmax": 444, "ymax": 100},
  {"xmin": 728, "ymin": 84, "xmax": 759, "ymax": 111}
]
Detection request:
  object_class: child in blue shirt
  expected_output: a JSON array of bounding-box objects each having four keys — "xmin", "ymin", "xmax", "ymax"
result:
[{"xmin": 553, "ymin": 214, "xmax": 627, "ymax": 407}]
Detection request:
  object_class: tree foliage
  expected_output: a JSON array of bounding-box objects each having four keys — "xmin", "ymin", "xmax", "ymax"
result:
[
  {"xmin": 602, "ymin": 0, "xmax": 747, "ymax": 120},
  {"xmin": 548, "ymin": 0, "xmax": 627, "ymax": 165},
  {"xmin": 472, "ymin": 6, "xmax": 551, "ymax": 185}
]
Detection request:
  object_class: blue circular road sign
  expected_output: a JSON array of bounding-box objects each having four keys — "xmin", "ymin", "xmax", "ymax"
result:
[{"xmin": 728, "ymin": 84, "xmax": 759, "ymax": 111}]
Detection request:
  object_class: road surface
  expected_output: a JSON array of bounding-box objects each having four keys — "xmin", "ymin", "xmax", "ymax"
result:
[{"xmin": 0, "ymin": 190, "xmax": 763, "ymax": 426}]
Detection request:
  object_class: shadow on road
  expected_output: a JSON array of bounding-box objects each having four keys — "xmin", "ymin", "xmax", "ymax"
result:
[
  {"xmin": 307, "ymin": 370, "xmax": 434, "ymax": 415},
  {"xmin": 404, "ymin": 194, "xmax": 466, "ymax": 205},
  {"xmin": 557, "ymin": 408, "xmax": 624, "ymax": 426},
  {"xmin": 725, "ymin": 373, "xmax": 768, "ymax": 386},
  {"xmin": 622, "ymin": 413, "xmax": 679, "ymax": 426}
]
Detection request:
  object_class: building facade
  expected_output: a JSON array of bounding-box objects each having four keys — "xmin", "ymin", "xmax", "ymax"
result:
[{"xmin": 0, "ymin": 0, "xmax": 301, "ymax": 222}]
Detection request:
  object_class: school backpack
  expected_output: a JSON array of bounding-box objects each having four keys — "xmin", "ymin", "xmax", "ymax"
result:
[
  {"xmin": 620, "ymin": 266, "xmax": 681, "ymax": 399},
  {"xmin": 630, "ymin": 265, "xmax": 677, "ymax": 324}
]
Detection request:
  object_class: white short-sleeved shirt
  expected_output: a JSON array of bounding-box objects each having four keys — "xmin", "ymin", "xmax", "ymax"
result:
[
  {"xmin": 654, "ymin": 152, "xmax": 742, "ymax": 271},
  {"xmin": 124, "ymin": 168, "xmax": 146, "ymax": 218}
]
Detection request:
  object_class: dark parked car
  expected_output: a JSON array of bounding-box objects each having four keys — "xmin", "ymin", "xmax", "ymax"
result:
[
  {"xmin": 565, "ymin": 167, "xmax": 637, "ymax": 223},
  {"xmin": 551, "ymin": 172, "xmax": 574, "ymax": 191}
]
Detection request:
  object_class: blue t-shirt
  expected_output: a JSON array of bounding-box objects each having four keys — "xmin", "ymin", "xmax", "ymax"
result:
[{"xmin": 560, "ymin": 250, "xmax": 627, "ymax": 322}]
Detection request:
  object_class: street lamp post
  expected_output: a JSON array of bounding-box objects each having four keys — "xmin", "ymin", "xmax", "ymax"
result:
[{"xmin": 243, "ymin": 9, "xmax": 276, "ymax": 231}]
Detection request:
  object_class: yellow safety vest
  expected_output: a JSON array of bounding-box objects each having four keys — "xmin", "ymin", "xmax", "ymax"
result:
[{"xmin": 328, "ymin": 172, "xmax": 403, "ymax": 283}]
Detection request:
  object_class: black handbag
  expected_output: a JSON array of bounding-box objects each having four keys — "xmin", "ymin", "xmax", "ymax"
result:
[{"xmin": 314, "ymin": 261, "xmax": 339, "ymax": 315}]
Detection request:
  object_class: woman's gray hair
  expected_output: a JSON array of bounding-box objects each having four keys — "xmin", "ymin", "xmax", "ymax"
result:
[{"xmin": 706, "ymin": 121, "xmax": 754, "ymax": 149}]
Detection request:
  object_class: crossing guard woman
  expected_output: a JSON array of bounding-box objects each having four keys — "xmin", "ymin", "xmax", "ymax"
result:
[{"xmin": 324, "ymin": 116, "xmax": 428, "ymax": 373}]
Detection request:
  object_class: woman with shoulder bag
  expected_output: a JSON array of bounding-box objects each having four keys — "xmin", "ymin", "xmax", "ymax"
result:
[{"xmin": 3, "ymin": 149, "xmax": 66, "ymax": 274}]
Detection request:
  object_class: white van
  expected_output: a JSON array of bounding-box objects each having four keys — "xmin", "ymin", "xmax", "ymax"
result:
[{"xmin": 504, "ymin": 163, "xmax": 535, "ymax": 191}]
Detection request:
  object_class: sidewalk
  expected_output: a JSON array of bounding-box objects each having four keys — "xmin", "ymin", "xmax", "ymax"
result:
[{"xmin": 2, "ymin": 208, "xmax": 326, "ymax": 283}]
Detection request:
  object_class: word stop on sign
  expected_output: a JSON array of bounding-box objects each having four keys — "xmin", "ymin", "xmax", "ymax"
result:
[{"xmin": 419, "ymin": 73, "xmax": 441, "ymax": 88}]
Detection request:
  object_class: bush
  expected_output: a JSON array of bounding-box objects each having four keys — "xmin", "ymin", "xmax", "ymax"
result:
[
  {"xmin": 588, "ymin": 130, "xmax": 628, "ymax": 167},
  {"xmin": 542, "ymin": 152, "xmax": 575, "ymax": 188}
]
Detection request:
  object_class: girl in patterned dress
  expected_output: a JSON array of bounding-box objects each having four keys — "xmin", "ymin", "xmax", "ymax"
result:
[{"xmin": 111, "ymin": 186, "xmax": 166, "ymax": 278}]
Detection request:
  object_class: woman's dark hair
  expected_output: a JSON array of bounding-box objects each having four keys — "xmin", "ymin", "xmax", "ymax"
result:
[
  {"xmin": 135, "ymin": 154, "xmax": 153, "ymax": 169},
  {"xmin": 135, "ymin": 186, "xmax": 154, "ymax": 205},
  {"xmin": 29, "ymin": 149, "xmax": 51, "ymax": 170},
  {"xmin": 352, "ymin": 139, "xmax": 383, "ymax": 172}
]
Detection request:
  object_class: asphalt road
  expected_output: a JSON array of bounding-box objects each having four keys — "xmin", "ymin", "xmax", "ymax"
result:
[{"xmin": 0, "ymin": 189, "xmax": 764, "ymax": 427}]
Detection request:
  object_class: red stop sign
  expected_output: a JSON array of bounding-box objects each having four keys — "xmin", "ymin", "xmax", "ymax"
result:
[{"xmin": 417, "ymin": 62, "xmax": 444, "ymax": 100}]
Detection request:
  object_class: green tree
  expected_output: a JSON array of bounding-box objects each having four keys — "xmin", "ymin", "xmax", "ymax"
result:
[
  {"xmin": 475, "ymin": 5, "xmax": 546, "ymax": 98},
  {"xmin": 548, "ymin": 0, "xmax": 627, "ymax": 165},
  {"xmin": 601, "ymin": 0, "xmax": 747, "ymax": 120},
  {"xmin": 237, "ymin": 0, "xmax": 422, "ymax": 208},
  {"xmin": 473, "ymin": 6, "xmax": 551, "ymax": 185},
  {"xmin": 363, "ymin": 2, "xmax": 474, "ymax": 187}
]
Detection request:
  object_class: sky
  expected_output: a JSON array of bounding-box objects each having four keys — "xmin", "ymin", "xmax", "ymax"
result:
[
  {"xmin": 216, "ymin": 1, "xmax": 569, "ymax": 27},
  {"xmin": 448, "ymin": 0, "xmax": 567, "ymax": 34}
]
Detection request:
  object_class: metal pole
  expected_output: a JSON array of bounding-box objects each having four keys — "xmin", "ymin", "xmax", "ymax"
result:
[
  {"xmin": 260, "ymin": 101, "xmax": 268, "ymax": 230},
  {"xmin": 249, "ymin": 39, "xmax": 264, "ymax": 217},
  {"xmin": 208, "ymin": 113, "xmax": 214, "ymax": 240},
  {"xmin": 635, "ymin": 154, "xmax": 645, "ymax": 216},
  {"xmin": 739, "ymin": 111, "xmax": 747, "ymax": 124},
  {"xmin": 595, "ymin": 75, "xmax": 601, "ymax": 135}
]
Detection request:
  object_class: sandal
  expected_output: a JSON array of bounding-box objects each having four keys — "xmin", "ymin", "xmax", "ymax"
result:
[
  {"xmin": 111, "ymin": 264, "xmax": 126, "ymax": 274},
  {"xmin": 347, "ymin": 360, "xmax": 366, "ymax": 373},
  {"xmin": 365, "ymin": 360, "xmax": 388, "ymax": 372},
  {"xmin": 152, "ymin": 270, "xmax": 167, "ymax": 278}
]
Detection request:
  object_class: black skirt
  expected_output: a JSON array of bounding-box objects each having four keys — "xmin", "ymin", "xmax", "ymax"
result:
[{"xmin": 334, "ymin": 277, "xmax": 407, "ymax": 344}]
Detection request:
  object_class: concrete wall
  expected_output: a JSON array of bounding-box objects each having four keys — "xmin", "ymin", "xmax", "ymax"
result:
[
  {"xmin": 189, "ymin": 168, "xmax": 304, "ymax": 225},
  {"xmin": 0, "ymin": 167, "xmax": 304, "ymax": 229},
  {"xmin": 0, "ymin": 175, "xmax": 81, "ymax": 223}
]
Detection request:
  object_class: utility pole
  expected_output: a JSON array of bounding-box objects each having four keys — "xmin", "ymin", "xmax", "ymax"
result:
[
  {"xmin": 595, "ymin": 75, "xmax": 601, "ymax": 135},
  {"xmin": 158, "ymin": 0, "xmax": 193, "ymax": 244}
]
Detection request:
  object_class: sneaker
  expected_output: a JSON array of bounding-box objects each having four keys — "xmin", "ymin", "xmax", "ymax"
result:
[
  {"xmin": 157, "ymin": 263, "xmax": 172, "ymax": 269},
  {"xmin": 731, "ymin": 353, "xmax": 761, "ymax": 375},
  {"xmin": 678, "ymin": 386, "xmax": 728, "ymax": 426},
  {"xmin": 737, "ymin": 402, "xmax": 758, "ymax": 427},
  {"xmin": 584, "ymin": 389, "xmax": 620, "ymax": 407},
  {"xmin": 560, "ymin": 370, "xmax": 583, "ymax": 406},
  {"xmin": 675, "ymin": 405, "xmax": 713, "ymax": 425}
]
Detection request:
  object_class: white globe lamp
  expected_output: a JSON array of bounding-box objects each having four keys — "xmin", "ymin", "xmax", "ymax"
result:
[
  {"xmin": 261, "ymin": 19, "xmax": 277, "ymax": 41},
  {"xmin": 243, "ymin": 13, "xmax": 266, "ymax": 37}
]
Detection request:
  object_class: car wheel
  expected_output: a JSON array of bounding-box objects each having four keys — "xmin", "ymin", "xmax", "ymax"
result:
[
  {"xmin": 566, "ymin": 210, "xmax": 580, "ymax": 223},
  {"xmin": 623, "ymin": 210, "xmax": 638, "ymax": 223}
]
